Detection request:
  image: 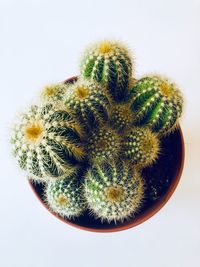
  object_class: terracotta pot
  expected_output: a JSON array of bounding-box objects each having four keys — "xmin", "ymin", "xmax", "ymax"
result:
[{"xmin": 29, "ymin": 77, "xmax": 185, "ymax": 233}]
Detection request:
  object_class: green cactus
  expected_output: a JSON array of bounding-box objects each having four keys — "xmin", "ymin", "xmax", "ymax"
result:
[
  {"xmin": 10, "ymin": 39, "xmax": 185, "ymax": 226},
  {"xmin": 122, "ymin": 127, "xmax": 160, "ymax": 167},
  {"xmin": 40, "ymin": 83, "xmax": 68, "ymax": 103},
  {"xmin": 64, "ymin": 79, "xmax": 111, "ymax": 129},
  {"xmin": 80, "ymin": 40, "xmax": 133, "ymax": 102},
  {"xmin": 110, "ymin": 103, "xmax": 133, "ymax": 132},
  {"xmin": 11, "ymin": 103, "xmax": 85, "ymax": 182},
  {"xmin": 84, "ymin": 160, "xmax": 144, "ymax": 223},
  {"xmin": 130, "ymin": 75, "xmax": 183, "ymax": 134},
  {"xmin": 87, "ymin": 126, "xmax": 121, "ymax": 163},
  {"xmin": 45, "ymin": 172, "xmax": 86, "ymax": 218}
]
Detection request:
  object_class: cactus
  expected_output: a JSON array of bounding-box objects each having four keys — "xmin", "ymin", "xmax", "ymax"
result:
[
  {"xmin": 130, "ymin": 75, "xmax": 183, "ymax": 134},
  {"xmin": 45, "ymin": 171, "xmax": 86, "ymax": 218},
  {"xmin": 84, "ymin": 160, "xmax": 144, "ymax": 223},
  {"xmin": 110, "ymin": 103, "xmax": 133, "ymax": 132},
  {"xmin": 11, "ymin": 103, "xmax": 85, "ymax": 182},
  {"xmin": 122, "ymin": 127, "xmax": 160, "ymax": 167},
  {"xmin": 80, "ymin": 40, "xmax": 133, "ymax": 102},
  {"xmin": 64, "ymin": 79, "xmax": 111, "ymax": 129},
  {"xmin": 87, "ymin": 126, "xmax": 121, "ymax": 163},
  {"xmin": 10, "ymin": 39, "xmax": 185, "ymax": 226},
  {"xmin": 40, "ymin": 83, "xmax": 68, "ymax": 103}
]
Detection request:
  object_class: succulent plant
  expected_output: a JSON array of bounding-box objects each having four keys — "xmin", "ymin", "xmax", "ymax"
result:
[
  {"xmin": 110, "ymin": 103, "xmax": 133, "ymax": 132},
  {"xmin": 11, "ymin": 103, "xmax": 85, "ymax": 182},
  {"xmin": 84, "ymin": 160, "xmax": 144, "ymax": 223},
  {"xmin": 40, "ymin": 83, "xmax": 68, "ymax": 104},
  {"xmin": 10, "ymin": 39, "xmax": 185, "ymax": 226},
  {"xmin": 122, "ymin": 127, "xmax": 160, "ymax": 167},
  {"xmin": 87, "ymin": 126, "xmax": 121, "ymax": 163},
  {"xmin": 45, "ymin": 171, "xmax": 86, "ymax": 218},
  {"xmin": 80, "ymin": 40, "xmax": 133, "ymax": 102},
  {"xmin": 130, "ymin": 75, "xmax": 183, "ymax": 134},
  {"xmin": 64, "ymin": 79, "xmax": 111, "ymax": 129}
]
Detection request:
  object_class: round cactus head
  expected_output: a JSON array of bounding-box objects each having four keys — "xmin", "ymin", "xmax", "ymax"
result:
[
  {"xmin": 64, "ymin": 79, "xmax": 111, "ymax": 129},
  {"xmin": 84, "ymin": 160, "xmax": 144, "ymax": 223},
  {"xmin": 122, "ymin": 127, "xmax": 160, "ymax": 168},
  {"xmin": 11, "ymin": 103, "xmax": 86, "ymax": 182},
  {"xmin": 110, "ymin": 103, "xmax": 133, "ymax": 132},
  {"xmin": 45, "ymin": 172, "xmax": 86, "ymax": 219},
  {"xmin": 87, "ymin": 126, "xmax": 121, "ymax": 163},
  {"xmin": 80, "ymin": 40, "xmax": 133, "ymax": 102},
  {"xmin": 40, "ymin": 83, "xmax": 68, "ymax": 103},
  {"xmin": 130, "ymin": 75, "xmax": 183, "ymax": 135}
]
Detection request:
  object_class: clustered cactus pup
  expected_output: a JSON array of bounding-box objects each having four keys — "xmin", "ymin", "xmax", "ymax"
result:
[
  {"xmin": 130, "ymin": 75, "xmax": 183, "ymax": 135},
  {"xmin": 11, "ymin": 39, "xmax": 184, "ymax": 228},
  {"xmin": 80, "ymin": 40, "xmax": 133, "ymax": 102},
  {"xmin": 84, "ymin": 160, "xmax": 144, "ymax": 223},
  {"xmin": 64, "ymin": 79, "xmax": 111, "ymax": 130},
  {"xmin": 11, "ymin": 103, "xmax": 86, "ymax": 182},
  {"xmin": 45, "ymin": 170, "xmax": 86, "ymax": 218}
]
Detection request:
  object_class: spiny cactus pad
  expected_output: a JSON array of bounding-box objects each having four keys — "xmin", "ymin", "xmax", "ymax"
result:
[
  {"xmin": 64, "ymin": 79, "xmax": 111, "ymax": 129},
  {"xmin": 87, "ymin": 127, "xmax": 121, "ymax": 163},
  {"xmin": 40, "ymin": 83, "xmax": 68, "ymax": 103},
  {"xmin": 45, "ymin": 172, "xmax": 86, "ymax": 218},
  {"xmin": 84, "ymin": 160, "xmax": 144, "ymax": 223},
  {"xmin": 11, "ymin": 104, "xmax": 85, "ymax": 181},
  {"xmin": 130, "ymin": 76, "xmax": 183, "ymax": 134},
  {"xmin": 80, "ymin": 40, "xmax": 132, "ymax": 102},
  {"xmin": 122, "ymin": 127, "xmax": 160, "ymax": 167}
]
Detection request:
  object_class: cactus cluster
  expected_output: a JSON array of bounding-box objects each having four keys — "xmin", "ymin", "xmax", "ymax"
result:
[{"xmin": 11, "ymin": 40, "xmax": 184, "ymax": 224}]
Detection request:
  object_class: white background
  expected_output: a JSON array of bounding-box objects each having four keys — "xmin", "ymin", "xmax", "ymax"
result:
[{"xmin": 0, "ymin": 0, "xmax": 200, "ymax": 266}]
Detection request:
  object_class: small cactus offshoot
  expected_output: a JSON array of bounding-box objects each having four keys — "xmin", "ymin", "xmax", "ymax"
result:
[
  {"xmin": 110, "ymin": 103, "xmax": 133, "ymax": 132},
  {"xmin": 45, "ymin": 172, "xmax": 86, "ymax": 218},
  {"xmin": 87, "ymin": 127, "xmax": 121, "ymax": 163},
  {"xmin": 40, "ymin": 83, "xmax": 68, "ymax": 103},
  {"xmin": 11, "ymin": 103, "xmax": 85, "ymax": 182},
  {"xmin": 84, "ymin": 160, "xmax": 144, "ymax": 223},
  {"xmin": 122, "ymin": 127, "xmax": 160, "ymax": 167},
  {"xmin": 64, "ymin": 79, "xmax": 111, "ymax": 129},
  {"xmin": 130, "ymin": 75, "xmax": 183, "ymax": 134},
  {"xmin": 80, "ymin": 40, "xmax": 133, "ymax": 102}
]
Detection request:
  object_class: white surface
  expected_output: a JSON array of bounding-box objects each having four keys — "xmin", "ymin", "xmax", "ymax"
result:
[{"xmin": 0, "ymin": 0, "xmax": 200, "ymax": 266}]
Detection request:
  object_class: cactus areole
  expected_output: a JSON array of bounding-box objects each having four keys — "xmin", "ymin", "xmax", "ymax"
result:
[{"xmin": 11, "ymin": 40, "xmax": 185, "ymax": 232}]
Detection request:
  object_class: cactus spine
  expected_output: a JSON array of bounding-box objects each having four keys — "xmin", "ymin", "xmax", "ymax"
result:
[
  {"xmin": 130, "ymin": 76, "xmax": 183, "ymax": 134},
  {"xmin": 11, "ymin": 104, "xmax": 85, "ymax": 182},
  {"xmin": 80, "ymin": 40, "xmax": 133, "ymax": 102},
  {"xmin": 84, "ymin": 160, "xmax": 144, "ymax": 223},
  {"xmin": 64, "ymin": 79, "xmax": 111, "ymax": 129},
  {"xmin": 45, "ymin": 172, "xmax": 86, "ymax": 218},
  {"xmin": 122, "ymin": 127, "xmax": 160, "ymax": 167}
]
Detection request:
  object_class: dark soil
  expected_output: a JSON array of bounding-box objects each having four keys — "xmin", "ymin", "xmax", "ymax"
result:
[{"xmin": 30, "ymin": 128, "xmax": 183, "ymax": 230}]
